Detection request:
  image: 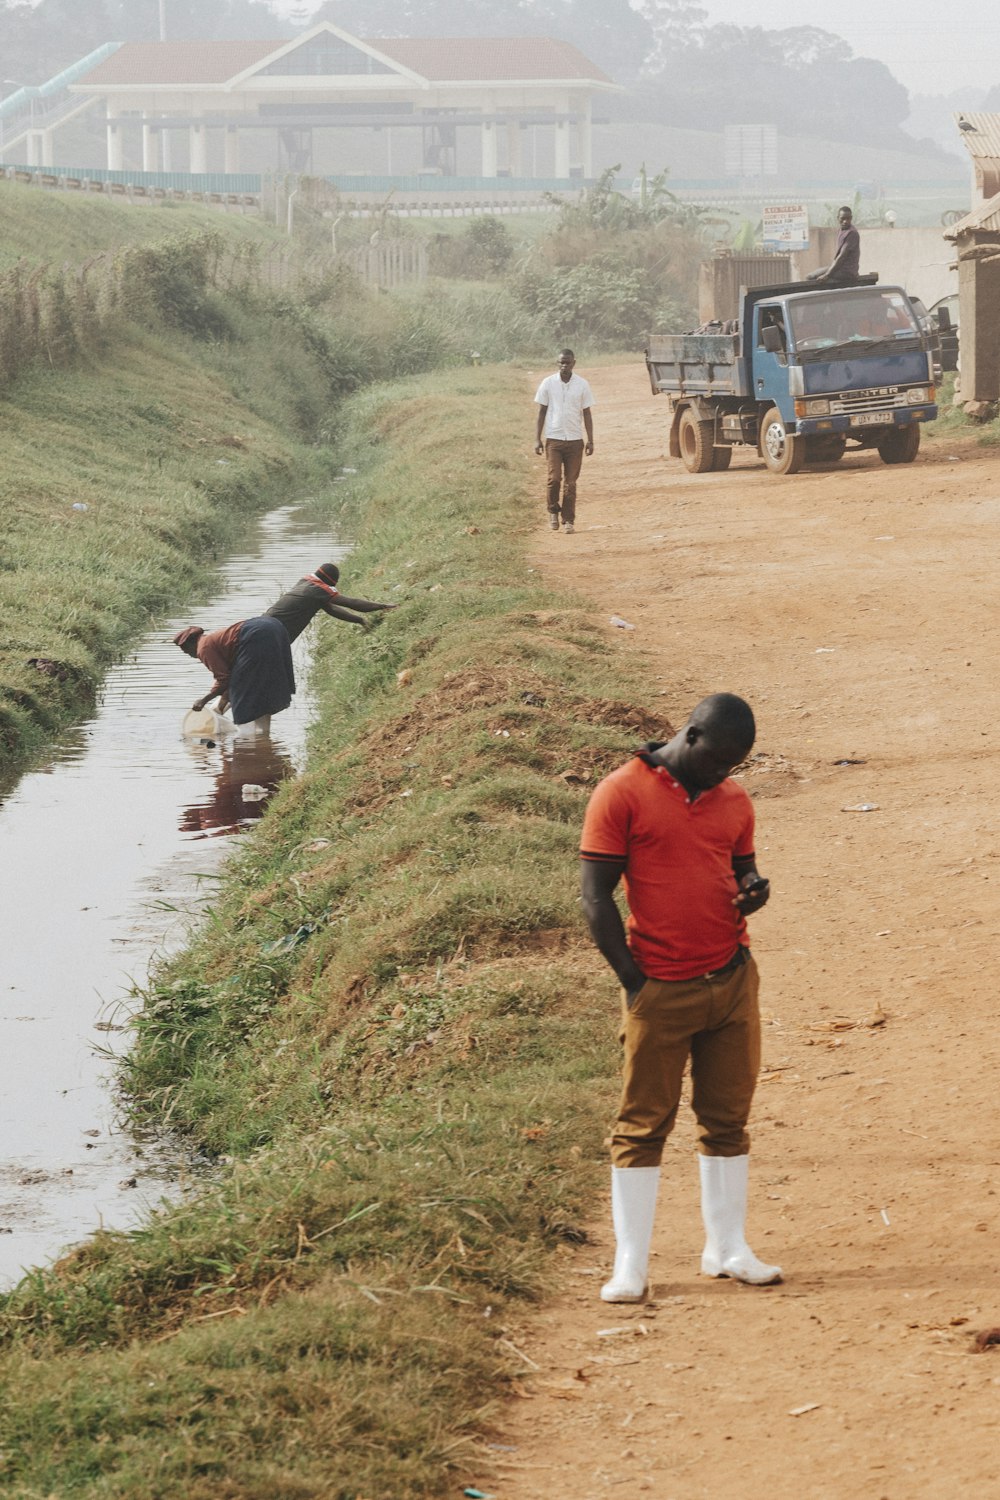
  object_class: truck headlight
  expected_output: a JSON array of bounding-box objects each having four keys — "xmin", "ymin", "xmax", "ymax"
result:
[
  {"xmin": 794, "ymin": 398, "xmax": 831, "ymax": 417},
  {"xmin": 906, "ymin": 386, "xmax": 932, "ymax": 404}
]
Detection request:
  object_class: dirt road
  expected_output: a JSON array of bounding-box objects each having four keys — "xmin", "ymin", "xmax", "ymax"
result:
[{"xmin": 493, "ymin": 366, "xmax": 1000, "ymax": 1498}]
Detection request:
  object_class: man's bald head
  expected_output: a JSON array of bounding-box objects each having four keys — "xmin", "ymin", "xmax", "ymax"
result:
[{"xmin": 688, "ymin": 693, "xmax": 756, "ymax": 756}]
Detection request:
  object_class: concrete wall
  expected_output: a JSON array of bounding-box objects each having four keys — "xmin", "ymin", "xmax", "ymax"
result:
[
  {"xmin": 856, "ymin": 226, "xmax": 956, "ymax": 306},
  {"xmin": 791, "ymin": 226, "xmax": 956, "ymax": 306}
]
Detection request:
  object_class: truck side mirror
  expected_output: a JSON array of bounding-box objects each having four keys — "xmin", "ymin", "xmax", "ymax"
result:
[{"xmin": 761, "ymin": 325, "xmax": 784, "ymax": 353}]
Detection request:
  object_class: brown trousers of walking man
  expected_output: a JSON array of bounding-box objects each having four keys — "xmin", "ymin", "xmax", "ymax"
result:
[{"xmin": 545, "ymin": 438, "xmax": 585, "ymax": 526}]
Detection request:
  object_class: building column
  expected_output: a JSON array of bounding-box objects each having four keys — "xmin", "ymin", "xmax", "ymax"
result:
[
  {"xmin": 506, "ymin": 120, "xmax": 523, "ymax": 179},
  {"xmin": 554, "ymin": 118, "xmax": 570, "ymax": 179},
  {"xmin": 106, "ymin": 112, "xmax": 124, "ymax": 171},
  {"xmin": 958, "ymin": 238, "xmax": 1000, "ymax": 404},
  {"xmin": 580, "ymin": 98, "xmax": 593, "ymax": 178},
  {"xmin": 142, "ymin": 115, "xmax": 160, "ymax": 173},
  {"xmin": 224, "ymin": 125, "xmax": 239, "ymax": 174},
  {"xmin": 481, "ymin": 118, "xmax": 498, "ymax": 178},
  {"xmin": 189, "ymin": 121, "xmax": 208, "ymax": 175}
]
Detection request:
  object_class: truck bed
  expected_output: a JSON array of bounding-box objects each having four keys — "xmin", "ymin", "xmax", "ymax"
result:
[{"xmin": 645, "ymin": 333, "xmax": 742, "ymax": 398}]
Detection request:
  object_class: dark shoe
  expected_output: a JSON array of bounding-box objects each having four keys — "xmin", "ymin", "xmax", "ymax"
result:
[{"xmin": 549, "ymin": 513, "xmax": 560, "ymax": 530}]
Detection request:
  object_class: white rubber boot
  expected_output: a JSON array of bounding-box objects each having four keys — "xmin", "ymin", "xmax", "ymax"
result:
[
  {"xmin": 600, "ymin": 1165, "xmax": 660, "ymax": 1303},
  {"xmin": 699, "ymin": 1154, "xmax": 782, "ymax": 1285}
]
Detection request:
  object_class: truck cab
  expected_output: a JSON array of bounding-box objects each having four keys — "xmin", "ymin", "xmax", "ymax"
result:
[{"xmin": 646, "ymin": 277, "xmax": 937, "ymax": 476}]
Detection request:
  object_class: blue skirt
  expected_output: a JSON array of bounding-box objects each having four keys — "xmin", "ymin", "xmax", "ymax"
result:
[{"xmin": 229, "ymin": 616, "xmax": 295, "ymax": 725}]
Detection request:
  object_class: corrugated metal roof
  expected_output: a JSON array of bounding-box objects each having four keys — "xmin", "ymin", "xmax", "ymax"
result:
[
  {"xmin": 954, "ymin": 112, "xmax": 1000, "ymax": 160},
  {"xmin": 944, "ymin": 188, "xmax": 1000, "ymax": 238},
  {"xmin": 74, "ymin": 33, "xmax": 611, "ymax": 90},
  {"xmin": 373, "ymin": 37, "xmax": 612, "ymax": 84}
]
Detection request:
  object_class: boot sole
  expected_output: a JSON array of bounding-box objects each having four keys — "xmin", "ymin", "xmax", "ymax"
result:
[{"xmin": 701, "ymin": 1260, "xmax": 782, "ymax": 1286}]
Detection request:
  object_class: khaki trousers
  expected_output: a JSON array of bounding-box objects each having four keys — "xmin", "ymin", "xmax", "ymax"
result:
[
  {"xmin": 545, "ymin": 438, "xmax": 584, "ymax": 523},
  {"xmin": 611, "ymin": 952, "xmax": 761, "ymax": 1169}
]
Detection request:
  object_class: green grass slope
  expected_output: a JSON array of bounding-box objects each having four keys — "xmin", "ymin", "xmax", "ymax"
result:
[
  {"xmin": 0, "ymin": 317, "xmax": 341, "ymax": 778},
  {"xmin": 0, "ymin": 178, "xmax": 290, "ymax": 270}
]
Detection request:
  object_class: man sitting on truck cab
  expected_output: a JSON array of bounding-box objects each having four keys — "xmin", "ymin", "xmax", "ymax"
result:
[{"xmin": 806, "ymin": 206, "xmax": 860, "ymax": 286}]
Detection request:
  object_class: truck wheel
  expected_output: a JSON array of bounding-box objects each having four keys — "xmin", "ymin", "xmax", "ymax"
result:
[
  {"xmin": 760, "ymin": 407, "xmax": 804, "ymax": 475},
  {"xmin": 678, "ymin": 410, "xmax": 717, "ymax": 473},
  {"xmin": 878, "ymin": 424, "xmax": 921, "ymax": 464},
  {"xmin": 712, "ymin": 445, "xmax": 732, "ymax": 471},
  {"xmin": 805, "ymin": 435, "xmax": 846, "ymax": 464}
]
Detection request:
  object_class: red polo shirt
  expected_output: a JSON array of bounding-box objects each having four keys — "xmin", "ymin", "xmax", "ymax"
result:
[{"xmin": 581, "ymin": 752, "xmax": 755, "ymax": 980}]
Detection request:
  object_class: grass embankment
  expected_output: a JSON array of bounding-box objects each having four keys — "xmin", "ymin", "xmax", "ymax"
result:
[
  {"xmin": 0, "ymin": 179, "xmax": 291, "ymax": 270},
  {"xmin": 0, "ymin": 185, "xmax": 339, "ymax": 776},
  {"xmin": 0, "ymin": 186, "xmax": 483, "ymax": 778},
  {"xmin": 0, "ymin": 366, "xmax": 664, "ymax": 1499},
  {"xmin": 0, "ymin": 320, "xmax": 337, "ymax": 780}
]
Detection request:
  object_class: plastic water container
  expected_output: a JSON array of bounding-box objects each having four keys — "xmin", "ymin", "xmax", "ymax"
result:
[{"xmin": 181, "ymin": 706, "xmax": 236, "ymax": 740}]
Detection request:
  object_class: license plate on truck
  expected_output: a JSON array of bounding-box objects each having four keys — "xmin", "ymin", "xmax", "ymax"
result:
[{"xmin": 851, "ymin": 411, "xmax": 888, "ymax": 426}]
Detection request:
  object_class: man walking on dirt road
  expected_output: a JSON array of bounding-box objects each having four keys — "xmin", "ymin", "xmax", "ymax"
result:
[
  {"xmin": 580, "ymin": 693, "xmax": 781, "ymax": 1302},
  {"xmin": 534, "ymin": 350, "xmax": 594, "ymax": 534}
]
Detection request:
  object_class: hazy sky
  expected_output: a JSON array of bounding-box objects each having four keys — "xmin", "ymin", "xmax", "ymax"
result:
[
  {"xmin": 698, "ymin": 0, "xmax": 995, "ymax": 97},
  {"xmin": 273, "ymin": 0, "xmax": 992, "ymax": 98}
]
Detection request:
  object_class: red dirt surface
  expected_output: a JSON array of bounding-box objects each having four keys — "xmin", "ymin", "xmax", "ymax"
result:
[{"xmin": 489, "ymin": 366, "xmax": 1000, "ymax": 1499}]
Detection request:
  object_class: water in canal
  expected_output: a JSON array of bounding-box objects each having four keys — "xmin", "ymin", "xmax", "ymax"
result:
[{"xmin": 0, "ymin": 504, "xmax": 344, "ymax": 1289}]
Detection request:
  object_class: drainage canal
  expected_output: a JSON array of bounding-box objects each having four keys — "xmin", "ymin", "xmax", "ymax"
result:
[{"xmin": 0, "ymin": 504, "xmax": 343, "ymax": 1288}]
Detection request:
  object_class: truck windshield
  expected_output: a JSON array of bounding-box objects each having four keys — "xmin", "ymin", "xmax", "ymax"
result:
[{"xmin": 788, "ymin": 290, "xmax": 919, "ymax": 352}]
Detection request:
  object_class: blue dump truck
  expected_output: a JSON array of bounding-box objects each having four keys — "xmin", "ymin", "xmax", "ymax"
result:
[{"xmin": 645, "ymin": 275, "xmax": 938, "ymax": 476}]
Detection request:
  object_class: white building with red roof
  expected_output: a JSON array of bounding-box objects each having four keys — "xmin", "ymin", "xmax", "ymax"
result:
[{"xmin": 65, "ymin": 22, "xmax": 615, "ymax": 181}]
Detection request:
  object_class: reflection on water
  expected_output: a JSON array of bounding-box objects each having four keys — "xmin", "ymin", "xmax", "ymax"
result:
[
  {"xmin": 179, "ymin": 735, "xmax": 297, "ymax": 838},
  {"xmin": 0, "ymin": 505, "xmax": 344, "ymax": 1288}
]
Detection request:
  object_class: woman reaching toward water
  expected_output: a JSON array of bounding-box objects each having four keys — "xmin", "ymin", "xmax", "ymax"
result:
[
  {"xmin": 173, "ymin": 616, "xmax": 295, "ymax": 734},
  {"xmin": 263, "ymin": 561, "xmax": 397, "ymax": 642}
]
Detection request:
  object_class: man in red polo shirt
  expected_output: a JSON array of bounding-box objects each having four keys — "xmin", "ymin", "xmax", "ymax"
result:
[{"xmin": 580, "ymin": 693, "xmax": 781, "ymax": 1302}]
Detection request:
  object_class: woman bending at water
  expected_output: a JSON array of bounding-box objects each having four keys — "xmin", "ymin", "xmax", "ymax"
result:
[
  {"xmin": 173, "ymin": 617, "xmax": 295, "ymax": 732},
  {"xmin": 264, "ymin": 562, "xmax": 396, "ymax": 643}
]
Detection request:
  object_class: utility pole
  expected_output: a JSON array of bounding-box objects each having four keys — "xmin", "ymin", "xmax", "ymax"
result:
[{"xmin": 158, "ymin": 0, "xmax": 172, "ymax": 172}]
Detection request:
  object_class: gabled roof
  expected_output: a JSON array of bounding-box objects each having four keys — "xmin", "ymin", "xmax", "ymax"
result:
[
  {"xmin": 73, "ymin": 26, "xmax": 613, "ymax": 90},
  {"xmin": 372, "ymin": 37, "xmax": 612, "ymax": 84},
  {"xmin": 78, "ymin": 40, "xmax": 280, "ymax": 87}
]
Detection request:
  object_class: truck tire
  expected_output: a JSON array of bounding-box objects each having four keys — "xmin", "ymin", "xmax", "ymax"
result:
[
  {"xmin": 760, "ymin": 407, "xmax": 804, "ymax": 475},
  {"xmin": 877, "ymin": 424, "xmax": 921, "ymax": 464},
  {"xmin": 678, "ymin": 410, "xmax": 717, "ymax": 473},
  {"xmin": 805, "ymin": 434, "xmax": 846, "ymax": 464}
]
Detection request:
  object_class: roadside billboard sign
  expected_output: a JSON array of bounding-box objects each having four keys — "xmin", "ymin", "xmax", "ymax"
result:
[{"xmin": 762, "ymin": 203, "xmax": 810, "ymax": 252}]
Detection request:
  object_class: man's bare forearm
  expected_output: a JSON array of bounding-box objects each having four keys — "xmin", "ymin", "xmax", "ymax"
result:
[
  {"xmin": 583, "ymin": 897, "xmax": 644, "ymax": 990},
  {"xmin": 581, "ymin": 861, "xmax": 645, "ymax": 993}
]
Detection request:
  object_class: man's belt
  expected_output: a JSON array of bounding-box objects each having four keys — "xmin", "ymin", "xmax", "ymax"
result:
[{"xmin": 702, "ymin": 945, "xmax": 749, "ymax": 982}]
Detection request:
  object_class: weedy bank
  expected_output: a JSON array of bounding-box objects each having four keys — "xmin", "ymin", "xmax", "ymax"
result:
[
  {"xmin": 0, "ymin": 366, "xmax": 664, "ymax": 1499},
  {"xmin": 0, "ymin": 201, "xmax": 480, "ymax": 777}
]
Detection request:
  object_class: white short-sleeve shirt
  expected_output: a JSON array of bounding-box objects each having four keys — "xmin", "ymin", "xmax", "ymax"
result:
[{"xmin": 534, "ymin": 371, "xmax": 594, "ymax": 441}]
